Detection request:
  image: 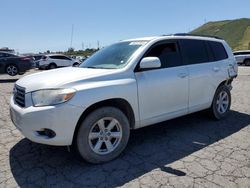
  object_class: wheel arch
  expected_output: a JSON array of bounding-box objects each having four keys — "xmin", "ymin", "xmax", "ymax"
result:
[
  {"xmin": 72, "ymin": 98, "xmax": 135, "ymax": 145},
  {"xmin": 210, "ymin": 79, "xmax": 231, "ymax": 107},
  {"xmin": 49, "ymin": 62, "xmax": 57, "ymax": 67}
]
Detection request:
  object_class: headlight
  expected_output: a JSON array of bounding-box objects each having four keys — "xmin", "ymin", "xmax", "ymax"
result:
[{"xmin": 31, "ymin": 88, "xmax": 76, "ymax": 107}]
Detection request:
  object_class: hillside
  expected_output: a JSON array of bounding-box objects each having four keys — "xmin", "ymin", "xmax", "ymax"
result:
[{"xmin": 191, "ymin": 18, "xmax": 250, "ymax": 51}]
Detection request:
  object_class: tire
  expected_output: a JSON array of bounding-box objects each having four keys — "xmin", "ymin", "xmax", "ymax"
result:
[
  {"xmin": 49, "ymin": 63, "xmax": 57, "ymax": 69},
  {"xmin": 76, "ymin": 107, "xmax": 130, "ymax": 164},
  {"xmin": 209, "ymin": 85, "xmax": 231, "ymax": 120},
  {"xmin": 244, "ymin": 59, "xmax": 250, "ymax": 66},
  {"xmin": 73, "ymin": 63, "xmax": 79, "ymax": 67},
  {"xmin": 6, "ymin": 64, "xmax": 19, "ymax": 76}
]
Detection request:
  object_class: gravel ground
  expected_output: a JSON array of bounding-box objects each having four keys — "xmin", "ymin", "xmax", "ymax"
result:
[{"xmin": 0, "ymin": 67, "xmax": 250, "ymax": 188}]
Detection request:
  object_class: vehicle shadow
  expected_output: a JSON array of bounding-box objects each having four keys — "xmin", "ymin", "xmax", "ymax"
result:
[
  {"xmin": 9, "ymin": 110, "xmax": 250, "ymax": 187},
  {"xmin": 0, "ymin": 79, "xmax": 18, "ymax": 83}
]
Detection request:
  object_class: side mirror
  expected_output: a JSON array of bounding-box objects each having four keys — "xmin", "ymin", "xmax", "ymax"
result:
[{"xmin": 139, "ymin": 57, "xmax": 161, "ymax": 69}]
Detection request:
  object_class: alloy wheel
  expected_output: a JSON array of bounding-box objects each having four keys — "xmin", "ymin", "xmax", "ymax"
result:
[
  {"xmin": 216, "ymin": 91, "xmax": 229, "ymax": 114},
  {"xmin": 6, "ymin": 65, "xmax": 18, "ymax": 76},
  {"xmin": 88, "ymin": 117, "xmax": 122, "ymax": 155}
]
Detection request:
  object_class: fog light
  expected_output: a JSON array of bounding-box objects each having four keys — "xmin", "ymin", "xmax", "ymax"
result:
[{"xmin": 37, "ymin": 129, "xmax": 56, "ymax": 138}]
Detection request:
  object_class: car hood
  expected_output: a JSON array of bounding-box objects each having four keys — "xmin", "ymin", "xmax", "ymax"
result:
[{"xmin": 16, "ymin": 67, "xmax": 117, "ymax": 92}]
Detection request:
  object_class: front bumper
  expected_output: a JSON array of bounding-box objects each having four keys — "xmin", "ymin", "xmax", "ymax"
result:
[{"xmin": 10, "ymin": 95, "xmax": 84, "ymax": 146}]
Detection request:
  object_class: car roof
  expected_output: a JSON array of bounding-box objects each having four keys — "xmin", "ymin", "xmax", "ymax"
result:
[
  {"xmin": 0, "ymin": 51, "xmax": 15, "ymax": 55},
  {"xmin": 47, "ymin": 54, "xmax": 68, "ymax": 57},
  {"xmin": 122, "ymin": 34, "xmax": 224, "ymax": 43}
]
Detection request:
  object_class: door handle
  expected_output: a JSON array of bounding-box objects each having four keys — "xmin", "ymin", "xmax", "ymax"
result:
[
  {"xmin": 213, "ymin": 67, "xmax": 220, "ymax": 72},
  {"xmin": 178, "ymin": 73, "xmax": 188, "ymax": 78}
]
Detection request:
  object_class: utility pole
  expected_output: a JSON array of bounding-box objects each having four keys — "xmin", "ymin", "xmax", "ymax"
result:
[
  {"xmin": 82, "ymin": 42, "xmax": 84, "ymax": 50},
  {"xmin": 70, "ymin": 24, "xmax": 74, "ymax": 48},
  {"xmin": 97, "ymin": 40, "xmax": 100, "ymax": 49}
]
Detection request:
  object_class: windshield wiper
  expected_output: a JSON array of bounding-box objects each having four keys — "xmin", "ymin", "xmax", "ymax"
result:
[{"xmin": 85, "ymin": 66, "xmax": 99, "ymax": 69}]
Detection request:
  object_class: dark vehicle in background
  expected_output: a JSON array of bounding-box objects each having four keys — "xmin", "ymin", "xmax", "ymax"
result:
[
  {"xmin": 0, "ymin": 52, "xmax": 33, "ymax": 76},
  {"xmin": 233, "ymin": 50, "xmax": 250, "ymax": 66}
]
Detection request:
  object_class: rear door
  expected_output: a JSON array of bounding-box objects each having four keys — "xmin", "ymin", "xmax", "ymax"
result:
[
  {"xmin": 179, "ymin": 39, "xmax": 222, "ymax": 113},
  {"xmin": 135, "ymin": 40, "xmax": 189, "ymax": 126}
]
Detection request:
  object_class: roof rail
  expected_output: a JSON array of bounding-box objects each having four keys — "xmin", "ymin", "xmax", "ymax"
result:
[{"xmin": 172, "ymin": 33, "xmax": 223, "ymax": 40}]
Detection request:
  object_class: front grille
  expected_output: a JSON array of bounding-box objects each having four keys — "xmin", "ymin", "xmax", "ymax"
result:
[{"xmin": 14, "ymin": 85, "xmax": 26, "ymax": 107}]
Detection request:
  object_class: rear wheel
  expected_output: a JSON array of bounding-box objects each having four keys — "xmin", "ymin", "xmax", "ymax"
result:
[
  {"xmin": 209, "ymin": 85, "xmax": 231, "ymax": 120},
  {"xmin": 244, "ymin": 59, "xmax": 250, "ymax": 66},
  {"xmin": 76, "ymin": 107, "xmax": 130, "ymax": 164},
  {"xmin": 6, "ymin": 65, "xmax": 18, "ymax": 76},
  {"xmin": 49, "ymin": 63, "xmax": 57, "ymax": 69}
]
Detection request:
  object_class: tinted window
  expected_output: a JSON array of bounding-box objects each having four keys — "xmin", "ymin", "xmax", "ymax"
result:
[
  {"xmin": 50, "ymin": 55, "xmax": 68, "ymax": 60},
  {"xmin": 208, "ymin": 41, "xmax": 228, "ymax": 61},
  {"xmin": 145, "ymin": 42, "xmax": 182, "ymax": 68},
  {"xmin": 60, "ymin": 56, "xmax": 70, "ymax": 60},
  {"xmin": 179, "ymin": 39, "xmax": 209, "ymax": 65}
]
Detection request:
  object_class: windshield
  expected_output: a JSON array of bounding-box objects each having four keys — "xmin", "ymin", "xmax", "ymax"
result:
[{"xmin": 80, "ymin": 41, "xmax": 147, "ymax": 69}]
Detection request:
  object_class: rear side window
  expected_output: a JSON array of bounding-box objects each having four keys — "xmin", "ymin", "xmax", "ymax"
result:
[
  {"xmin": 179, "ymin": 39, "xmax": 209, "ymax": 65},
  {"xmin": 144, "ymin": 42, "xmax": 182, "ymax": 68},
  {"xmin": 208, "ymin": 41, "xmax": 228, "ymax": 61},
  {"xmin": 50, "ymin": 55, "xmax": 70, "ymax": 60}
]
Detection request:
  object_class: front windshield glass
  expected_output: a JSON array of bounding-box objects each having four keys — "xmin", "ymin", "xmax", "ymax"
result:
[{"xmin": 80, "ymin": 41, "xmax": 148, "ymax": 69}]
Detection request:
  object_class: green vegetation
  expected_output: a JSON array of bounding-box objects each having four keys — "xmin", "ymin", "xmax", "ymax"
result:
[
  {"xmin": 191, "ymin": 18, "xmax": 250, "ymax": 51},
  {"xmin": 64, "ymin": 48, "xmax": 98, "ymax": 57}
]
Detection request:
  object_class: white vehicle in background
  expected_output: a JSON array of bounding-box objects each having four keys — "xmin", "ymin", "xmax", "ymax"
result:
[
  {"xmin": 38, "ymin": 54, "xmax": 80, "ymax": 69},
  {"xmin": 10, "ymin": 34, "xmax": 237, "ymax": 164},
  {"xmin": 233, "ymin": 50, "xmax": 250, "ymax": 66}
]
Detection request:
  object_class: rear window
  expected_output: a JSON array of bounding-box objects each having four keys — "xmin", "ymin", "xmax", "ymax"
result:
[
  {"xmin": 179, "ymin": 39, "xmax": 209, "ymax": 65},
  {"xmin": 208, "ymin": 41, "xmax": 228, "ymax": 61}
]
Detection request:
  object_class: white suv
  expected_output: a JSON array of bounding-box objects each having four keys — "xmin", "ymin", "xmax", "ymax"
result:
[
  {"xmin": 38, "ymin": 54, "xmax": 80, "ymax": 69},
  {"xmin": 10, "ymin": 34, "xmax": 238, "ymax": 163},
  {"xmin": 233, "ymin": 50, "xmax": 250, "ymax": 66}
]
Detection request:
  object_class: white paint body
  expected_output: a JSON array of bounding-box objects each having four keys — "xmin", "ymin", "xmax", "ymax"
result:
[
  {"xmin": 38, "ymin": 54, "xmax": 79, "ymax": 68},
  {"xmin": 10, "ymin": 36, "xmax": 238, "ymax": 146}
]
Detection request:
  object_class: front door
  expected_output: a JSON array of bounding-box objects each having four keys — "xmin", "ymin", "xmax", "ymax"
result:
[{"xmin": 135, "ymin": 41, "xmax": 189, "ymax": 127}]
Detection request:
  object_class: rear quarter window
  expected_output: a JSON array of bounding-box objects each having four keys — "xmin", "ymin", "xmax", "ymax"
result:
[{"xmin": 208, "ymin": 41, "xmax": 228, "ymax": 61}]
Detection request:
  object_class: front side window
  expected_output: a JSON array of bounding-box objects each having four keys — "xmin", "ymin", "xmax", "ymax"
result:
[
  {"xmin": 80, "ymin": 41, "xmax": 147, "ymax": 69},
  {"xmin": 144, "ymin": 42, "xmax": 182, "ymax": 68}
]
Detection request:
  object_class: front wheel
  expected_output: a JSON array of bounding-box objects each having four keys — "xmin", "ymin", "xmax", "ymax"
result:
[
  {"xmin": 73, "ymin": 63, "xmax": 79, "ymax": 67},
  {"xmin": 76, "ymin": 107, "xmax": 130, "ymax": 164},
  {"xmin": 209, "ymin": 85, "xmax": 231, "ymax": 120},
  {"xmin": 6, "ymin": 65, "xmax": 18, "ymax": 76}
]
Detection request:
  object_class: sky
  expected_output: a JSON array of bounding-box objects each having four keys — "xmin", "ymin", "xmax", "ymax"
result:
[{"xmin": 1, "ymin": 0, "xmax": 250, "ymax": 53}]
